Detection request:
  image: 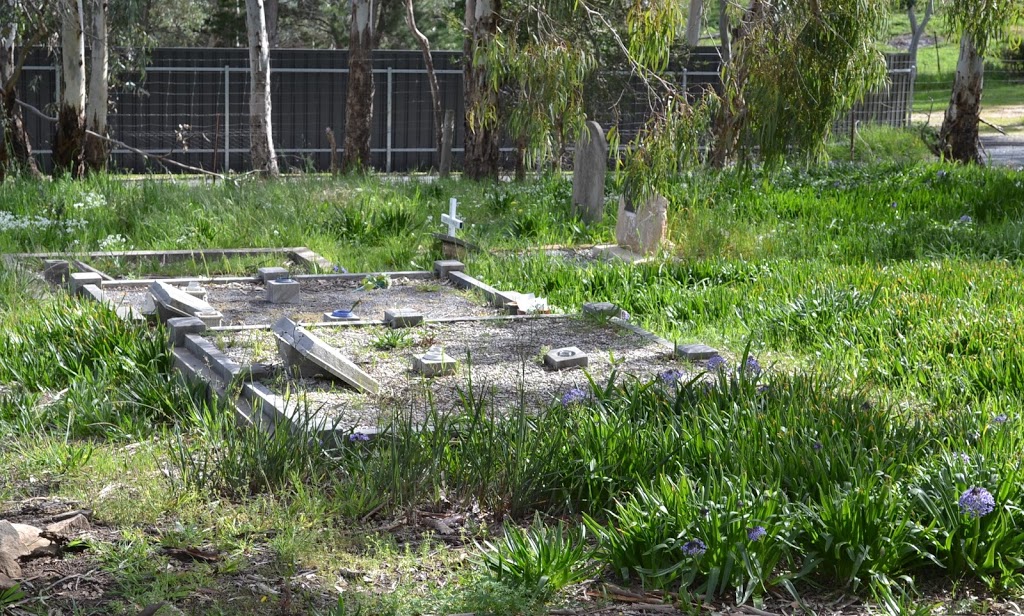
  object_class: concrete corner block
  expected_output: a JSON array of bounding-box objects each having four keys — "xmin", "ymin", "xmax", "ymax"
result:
[
  {"xmin": 69, "ymin": 272, "xmax": 103, "ymax": 295},
  {"xmin": 266, "ymin": 278, "xmax": 301, "ymax": 304},
  {"xmin": 412, "ymin": 348, "xmax": 457, "ymax": 377},
  {"xmin": 167, "ymin": 317, "xmax": 207, "ymax": 347},
  {"xmin": 544, "ymin": 346, "xmax": 588, "ymax": 370},
  {"xmin": 433, "ymin": 260, "xmax": 465, "ymax": 280},
  {"xmin": 258, "ymin": 266, "xmax": 290, "ymax": 283},
  {"xmin": 676, "ymin": 343, "xmax": 719, "ymax": 361}
]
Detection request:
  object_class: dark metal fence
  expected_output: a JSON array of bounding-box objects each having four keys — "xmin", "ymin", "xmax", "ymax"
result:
[{"xmin": 20, "ymin": 47, "xmax": 913, "ymax": 173}]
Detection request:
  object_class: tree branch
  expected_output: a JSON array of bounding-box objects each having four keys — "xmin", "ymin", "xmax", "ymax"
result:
[{"xmin": 16, "ymin": 97, "xmax": 228, "ymax": 179}]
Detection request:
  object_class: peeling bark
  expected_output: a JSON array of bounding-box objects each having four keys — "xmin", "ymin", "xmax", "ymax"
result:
[
  {"xmin": 341, "ymin": 0, "xmax": 374, "ymax": 173},
  {"xmin": 245, "ymin": 0, "xmax": 279, "ymax": 176},
  {"xmin": 84, "ymin": 0, "xmax": 109, "ymax": 172},
  {"xmin": 463, "ymin": 0, "xmax": 501, "ymax": 181},
  {"xmin": 938, "ymin": 33, "xmax": 984, "ymax": 164},
  {"xmin": 0, "ymin": 21, "xmax": 41, "ymax": 179},
  {"xmin": 54, "ymin": 0, "xmax": 87, "ymax": 177}
]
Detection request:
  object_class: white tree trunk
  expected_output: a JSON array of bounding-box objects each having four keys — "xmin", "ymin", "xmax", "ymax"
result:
[
  {"xmin": 245, "ymin": 0, "xmax": 279, "ymax": 176},
  {"xmin": 907, "ymin": 0, "xmax": 933, "ymax": 66},
  {"xmin": 686, "ymin": 0, "xmax": 703, "ymax": 46},
  {"xmin": 55, "ymin": 0, "xmax": 86, "ymax": 176},
  {"xmin": 84, "ymin": 0, "xmax": 108, "ymax": 171},
  {"xmin": 939, "ymin": 32, "xmax": 984, "ymax": 164},
  {"xmin": 341, "ymin": 0, "xmax": 374, "ymax": 172}
]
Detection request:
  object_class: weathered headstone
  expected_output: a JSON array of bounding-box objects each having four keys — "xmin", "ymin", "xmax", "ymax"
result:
[
  {"xmin": 272, "ymin": 317, "xmax": 379, "ymax": 394},
  {"xmin": 615, "ymin": 193, "xmax": 668, "ymax": 256},
  {"xmin": 149, "ymin": 281, "xmax": 224, "ymax": 326},
  {"xmin": 571, "ymin": 121, "xmax": 609, "ymax": 224}
]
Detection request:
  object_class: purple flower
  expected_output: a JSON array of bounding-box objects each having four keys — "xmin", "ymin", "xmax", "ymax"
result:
[
  {"xmin": 959, "ymin": 486, "xmax": 995, "ymax": 518},
  {"xmin": 992, "ymin": 413, "xmax": 1009, "ymax": 425},
  {"xmin": 349, "ymin": 432, "xmax": 370, "ymax": 442},
  {"xmin": 659, "ymin": 369, "xmax": 684, "ymax": 385},
  {"xmin": 705, "ymin": 355, "xmax": 728, "ymax": 372},
  {"xmin": 743, "ymin": 356, "xmax": 762, "ymax": 377},
  {"xmin": 747, "ymin": 526, "xmax": 767, "ymax": 541},
  {"xmin": 812, "ymin": 440, "xmax": 823, "ymax": 452},
  {"xmin": 561, "ymin": 388, "xmax": 588, "ymax": 407},
  {"xmin": 681, "ymin": 539, "xmax": 706, "ymax": 556},
  {"xmin": 954, "ymin": 452, "xmax": 971, "ymax": 464},
  {"xmin": 958, "ymin": 215, "xmax": 972, "ymax": 224},
  {"xmin": 756, "ymin": 384, "xmax": 770, "ymax": 395}
]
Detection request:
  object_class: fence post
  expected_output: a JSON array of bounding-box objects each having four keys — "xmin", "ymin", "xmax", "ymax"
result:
[
  {"xmin": 386, "ymin": 67, "xmax": 393, "ymax": 173},
  {"xmin": 224, "ymin": 65, "xmax": 231, "ymax": 172}
]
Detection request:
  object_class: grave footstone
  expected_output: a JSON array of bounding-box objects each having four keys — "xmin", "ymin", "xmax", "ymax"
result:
[
  {"xmin": 42, "ymin": 260, "xmax": 70, "ymax": 285},
  {"xmin": 258, "ymin": 266, "xmax": 290, "ymax": 283},
  {"xmin": 272, "ymin": 317, "xmax": 379, "ymax": 394},
  {"xmin": 614, "ymin": 193, "xmax": 668, "ymax": 256},
  {"xmin": 69, "ymin": 272, "xmax": 102, "ymax": 295},
  {"xmin": 266, "ymin": 278, "xmax": 301, "ymax": 304},
  {"xmin": 544, "ymin": 346, "xmax": 588, "ymax": 370},
  {"xmin": 433, "ymin": 259, "xmax": 465, "ymax": 280},
  {"xmin": 583, "ymin": 301, "xmax": 624, "ymax": 319},
  {"xmin": 572, "ymin": 121, "xmax": 609, "ymax": 224},
  {"xmin": 149, "ymin": 281, "xmax": 224, "ymax": 326},
  {"xmin": 676, "ymin": 343, "xmax": 720, "ymax": 361},
  {"xmin": 166, "ymin": 316, "xmax": 208, "ymax": 347},
  {"xmin": 412, "ymin": 346, "xmax": 457, "ymax": 377},
  {"xmin": 384, "ymin": 309, "xmax": 423, "ymax": 328}
]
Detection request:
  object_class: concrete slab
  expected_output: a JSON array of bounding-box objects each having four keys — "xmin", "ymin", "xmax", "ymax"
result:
[
  {"xmin": 676, "ymin": 343, "xmax": 720, "ymax": 361},
  {"xmin": 149, "ymin": 281, "xmax": 224, "ymax": 325},
  {"xmin": 272, "ymin": 317, "xmax": 379, "ymax": 394},
  {"xmin": 258, "ymin": 266, "xmax": 290, "ymax": 283},
  {"xmin": 595, "ymin": 244, "xmax": 655, "ymax": 264},
  {"xmin": 384, "ymin": 308, "xmax": 423, "ymax": 328}
]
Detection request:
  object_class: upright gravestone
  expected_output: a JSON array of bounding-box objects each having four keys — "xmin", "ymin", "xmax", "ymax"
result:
[
  {"xmin": 615, "ymin": 193, "xmax": 668, "ymax": 256},
  {"xmin": 571, "ymin": 121, "xmax": 609, "ymax": 224}
]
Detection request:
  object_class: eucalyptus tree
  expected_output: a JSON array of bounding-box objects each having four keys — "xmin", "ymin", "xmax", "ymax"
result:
[
  {"xmin": 54, "ymin": 0, "xmax": 87, "ymax": 177},
  {"xmin": 245, "ymin": 0, "xmax": 279, "ymax": 176},
  {"xmin": 906, "ymin": 0, "xmax": 933, "ymax": 64},
  {"xmin": 463, "ymin": 0, "xmax": 502, "ymax": 180},
  {"xmin": 938, "ymin": 0, "xmax": 1023, "ymax": 163},
  {"xmin": 341, "ymin": 0, "xmax": 374, "ymax": 173},
  {"xmin": 0, "ymin": 0, "xmax": 49, "ymax": 179},
  {"xmin": 84, "ymin": 0, "xmax": 108, "ymax": 171}
]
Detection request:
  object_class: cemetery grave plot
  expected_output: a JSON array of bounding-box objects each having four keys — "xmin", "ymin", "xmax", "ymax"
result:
[
  {"xmin": 219, "ymin": 315, "xmax": 687, "ymax": 428},
  {"xmin": 104, "ymin": 276, "xmax": 505, "ymax": 326},
  {"xmin": 84, "ymin": 253, "xmax": 311, "ymax": 279}
]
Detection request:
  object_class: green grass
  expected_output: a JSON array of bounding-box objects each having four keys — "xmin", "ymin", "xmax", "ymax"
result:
[{"xmin": 3, "ymin": 164, "xmax": 1024, "ymax": 613}]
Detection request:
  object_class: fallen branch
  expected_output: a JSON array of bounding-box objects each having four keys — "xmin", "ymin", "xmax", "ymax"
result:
[
  {"xmin": 16, "ymin": 98, "xmax": 228, "ymax": 180},
  {"xmin": 979, "ymin": 118, "xmax": 1006, "ymax": 135}
]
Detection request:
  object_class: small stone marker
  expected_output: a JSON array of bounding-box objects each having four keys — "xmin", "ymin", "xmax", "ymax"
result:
[
  {"xmin": 433, "ymin": 259, "xmax": 465, "ymax": 280},
  {"xmin": 545, "ymin": 346, "xmax": 588, "ymax": 370},
  {"xmin": 42, "ymin": 260, "xmax": 70, "ymax": 285},
  {"xmin": 149, "ymin": 281, "xmax": 224, "ymax": 326},
  {"xmin": 266, "ymin": 278, "xmax": 301, "ymax": 304},
  {"xmin": 441, "ymin": 198, "xmax": 464, "ymax": 237},
  {"xmin": 412, "ymin": 346, "xmax": 457, "ymax": 377},
  {"xmin": 69, "ymin": 272, "xmax": 102, "ymax": 295},
  {"xmin": 184, "ymin": 281, "xmax": 208, "ymax": 301},
  {"xmin": 258, "ymin": 266, "xmax": 290, "ymax": 283},
  {"xmin": 572, "ymin": 121, "xmax": 609, "ymax": 224},
  {"xmin": 582, "ymin": 301, "xmax": 621, "ymax": 318},
  {"xmin": 615, "ymin": 193, "xmax": 668, "ymax": 256},
  {"xmin": 676, "ymin": 343, "xmax": 719, "ymax": 361},
  {"xmin": 165, "ymin": 316, "xmax": 208, "ymax": 347},
  {"xmin": 272, "ymin": 317, "xmax": 379, "ymax": 394},
  {"xmin": 384, "ymin": 309, "xmax": 423, "ymax": 328}
]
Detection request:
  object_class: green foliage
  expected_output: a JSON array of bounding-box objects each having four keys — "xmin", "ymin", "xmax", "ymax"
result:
[
  {"xmin": 942, "ymin": 0, "xmax": 1024, "ymax": 56},
  {"xmin": 475, "ymin": 514, "xmax": 594, "ymax": 598},
  {"xmin": 371, "ymin": 329, "xmax": 414, "ymax": 351}
]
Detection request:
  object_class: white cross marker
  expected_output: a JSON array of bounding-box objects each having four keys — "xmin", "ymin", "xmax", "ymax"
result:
[{"xmin": 440, "ymin": 197, "xmax": 463, "ymax": 237}]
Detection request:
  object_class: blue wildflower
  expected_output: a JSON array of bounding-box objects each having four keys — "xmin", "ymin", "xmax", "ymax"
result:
[
  {"xmin": 561, "ymin": 388, "xmax": 588, "ymax": 407},
  {"xmin": 959, "ymin": 215, "xmax": 972, "ymax": 224},
  {"xmin": 993, "ymin": 413, "xmax": 1009, "ymax": 425},
  {"xmin": 812, "ymin": 440, "xmax": 823, "ymax": 452},
  {"xmin": 681, "ymin": 539, "xmax": 706, "ymax": 556},
  {"xmin": 743, "ymin": 356, "xmax": 762, "ymax": 377},
  {"xmin": 959, "ymin": 486, "xmax": 995, "ymax": 518},
  {"xmin": 747, "ymin": 526, "xmax": 767, "ymax": 541},
  {"xmin": 659, "ymin": 369, "xmax": 684, "ymax": 385},
  {"xmin": 705, "ymin": 355, "xmax": 728, "ymax": 372},
  {"xmin": 349, "ymin": 432, "xmax": 370, "ymax": 442}
]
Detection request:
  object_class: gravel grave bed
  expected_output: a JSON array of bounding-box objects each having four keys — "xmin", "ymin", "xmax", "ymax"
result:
[
  {"xmin": 100, "ymin": 277, "xmax": 502, "ymax": 326},
  {"xmin": 219, "ymin": 316, "xmax": 690, "ymax": 428}
]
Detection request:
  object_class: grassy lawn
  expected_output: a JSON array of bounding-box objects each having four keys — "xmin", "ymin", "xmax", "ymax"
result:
[{"xmin": 2, "ymin": 163, "xmax": 1024, "ymax": 614}]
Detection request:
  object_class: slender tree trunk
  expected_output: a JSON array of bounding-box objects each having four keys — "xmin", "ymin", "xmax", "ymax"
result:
[
  {"xmin": 938, "ymin": 32, "xmax": 984, "ymax": 164},
  {"xmin": 0, "ymin": 21, "xmax": 41, "ymax": 179},
  {"xmin": 686, "ymin": 0, "xmax": 703, "ymax": 46},
  {"xmin": 463, "ymin": 0, "xmax": 501, "ymax": 180},
  {"xmin": 342, "ymin": 0, "xmax": 374, "ymax": 173},
  {"xmin": 404, "ymin": 0, "xmax": 442, "ymax": 165},
  {"xmin": 907, "ymin": 0, "xmax": 933, "ymax": 65},
  {"xmin": 709, "ymin": 0, "xmax": 763, "ymax": 167},
  {"xmin": 245, "ymin": 0, "xmax": 279, "ymax": 176},
  {"xmin": 84, "ymin": 0, "xmax": 108, "ymax": 172},
  {"xmin": 718, "ymin": 0, "xmax": 731, "ymax": 64},
  {"xmin": 265, "ymin": 0, "xmax": 279, "ymax": 47},
  {"xmin": 54, "ymin": 0, "xmax": 87, "ymax": 177}
]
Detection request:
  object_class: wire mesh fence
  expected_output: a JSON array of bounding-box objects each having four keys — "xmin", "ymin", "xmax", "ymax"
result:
[{"xmin": 20, "ymin": 47, "xmax": 931, "ymax": 174}]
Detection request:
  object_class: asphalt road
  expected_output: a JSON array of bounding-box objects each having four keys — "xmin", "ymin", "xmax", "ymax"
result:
[{"xmin": 980, "ymin": 135, "xmax": 1024, "ymax": 169}]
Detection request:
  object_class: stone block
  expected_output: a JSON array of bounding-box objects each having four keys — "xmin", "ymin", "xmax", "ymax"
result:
[
  {"xmin": 258, "ymin": 266, "xmax": 290, "ymax": 283},
  {"xmin": 194, "ymin": 310, "xmax": 224, "ymax": 327},
  {"xmin": 42, "ymin": 260, "xmax": 70, "ymax": 285},
  {"xmin": 615, "ymin": 193, "xmax": 668, "ymax": 256},
  {"xmin": 272, "ymin": 317, "xmax": 379, "ymax": 394},
  {"xmin": 544, "ymin": 346, "xmax": 589, "ymax": 370},
  {"xmin": 384, "ymin": 309, "xmax": 423, "ymax": 328},
  {"xmin": 266, "ymin": 278, "xmax": 301, "ymax": 304},
  {"xmin": 676, "ymin": 343, "xmax": 719, "ymax": 361},
  {"xmin": 166, "ymin": 316, "xmax": 207, "ymax": 347},
  {"xmin": 412, "ymin": 347, "xmax": 458, "ymax": 377},
  {"xmin": 583, "ymin": 302, "xmax": 620, "ymax": 318},
  {"xmin": 69, "ymin": 272, "xmax": 102, "ymax": 295},
  {"xmin": 150, "ymin": 281, "xmax": 223, "ymax": 324},
  {"xmin": 433, "ymin": 259, "xmax": 465, "ymax": 279}
]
